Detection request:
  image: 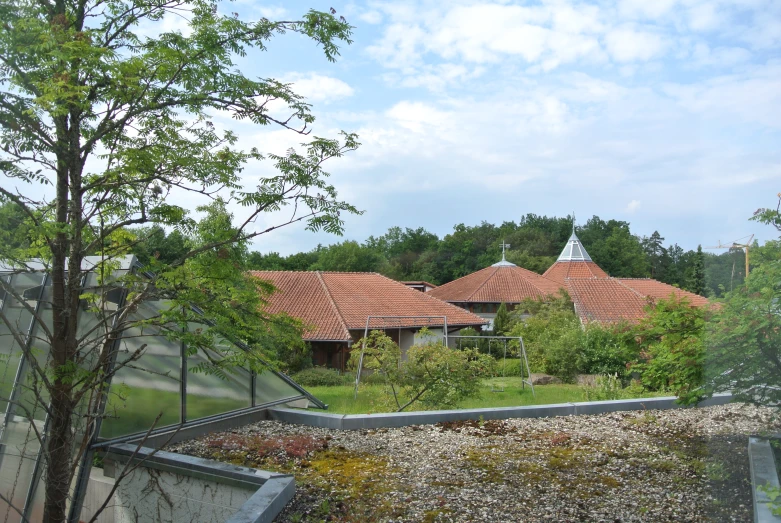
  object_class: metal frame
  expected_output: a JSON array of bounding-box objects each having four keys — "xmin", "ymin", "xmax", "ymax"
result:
[
  {"xmin": 450, "ymin": 334, "xmax": 535, "ymax": 397},
  {"xmin": 354, "ymin": 315, "xmax": 448, "ymax": 397}
]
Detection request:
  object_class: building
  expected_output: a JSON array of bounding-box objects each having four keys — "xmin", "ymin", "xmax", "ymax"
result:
[
  {"xmin": 424, "ymin": 230, "xmax": 708, "ymax": 327},
  {"xmin": 426, "ymin": 253, "xmax": 561, "ymax": 326},
  {"xmin": 250, "ymin": 271, "xmax": 487, "ymax": 369}
]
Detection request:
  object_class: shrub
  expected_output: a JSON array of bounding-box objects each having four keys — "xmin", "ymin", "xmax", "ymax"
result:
[
  {"xmin": 290, "ymin": 367, "xmax": 352, "ymax": 387},
  {"xmin": 581, "ymin": 324, "xmax": 638, "ymax": 377},
  {"xmin": 632, "ymin": 296, "xmax": 705, "ymax": 403},
  {"xmin": 494, "ymin": 358, "xmax": 522, "ymax": 377},
  {"xmin": 582, "ymin": 374, "xmax": 645, "ymax": 401}
]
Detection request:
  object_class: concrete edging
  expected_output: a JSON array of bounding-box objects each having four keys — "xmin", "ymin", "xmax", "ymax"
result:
[
  {"xmin": 269, "ymin": 393, "xmax": 734, "ymax": 430},
  {"xmin": 748, "ymin": 436, "xmax": 781, "ymax": 523}
]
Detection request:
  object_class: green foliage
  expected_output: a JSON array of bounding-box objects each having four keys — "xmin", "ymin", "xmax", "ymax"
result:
[
  {"xmin": 582, "ymin": 375, "xmax": 645, "ymax": 402},
  {"xmin": 291, "ymin": 367, "xmax": 352, "ymax": 387},
  {"xmin": 0, "ymin": 1, "xmax": 358, "ymax": 518},
  {"xmin": 705, "ymin": 258, "xmax": 781, "ymax": 408},
  {"xmin": 349, "ymin": 330, "xmax": 494, "ymax": 411},
  {"xmin": 687, "ymin": 245, "xmax": 706, "ymax": 296},
  {"xmin": 509, "ymin": 295, "xmax": 636, "ymax": 382},
  {"xmin": 632, "ymin": 296, "xmax": 705, "ymax": 404},
  {"xmin": 492, "ymin": 302, "xmax": 512, "ymax": 335},
  {"xmin": 313, "ymin": 240, "xmax": 384, "ymax": 272},
  {"xmin": 509, "ymin": 294, "xmax": 582, "ymax": 381},
  {"xmin": 402, "ymin": 339, "xmax": 495, "ymax": 411},
  {"xmin": 581, "ymin": 324, "xmax": 637, "ymax": 376}
]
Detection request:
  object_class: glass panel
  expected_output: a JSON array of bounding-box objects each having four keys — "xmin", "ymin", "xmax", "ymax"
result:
[
  {"xmin": 0, "ymin": 273, "xmax": 41, "ymax": 415},
  {"xmin": 16, "ymin": 279, "xmax": 53, "ymax": 422},
  {"xmin": 100, "ymin": 300, "xmax": 182, "ymax": 439},
  {"xmin": 0, "ymin": 416, "xmax": 43, "ymax": 523},
  {"xmin": 255, "ymin": 370, "xmax": 305, "ymax": 405},
  {"xmin": 186, "ymin": 339, "xmax": 251, "ymax": 421}
]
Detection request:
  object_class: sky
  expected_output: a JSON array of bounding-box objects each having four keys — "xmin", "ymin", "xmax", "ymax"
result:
[{"xmin": 160, "ymin": 1, "xmax": 781, "ymax": 254}]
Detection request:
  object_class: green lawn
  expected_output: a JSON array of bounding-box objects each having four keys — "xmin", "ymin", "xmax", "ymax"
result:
[{"xmin": 306, "ymin": 377, "xmax": 668, "ymax": 415}]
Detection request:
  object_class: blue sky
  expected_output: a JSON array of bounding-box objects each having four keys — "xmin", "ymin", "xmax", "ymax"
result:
[{"xmin": 174, "ymin": 0, "xmax": 781, "ymax": 255}]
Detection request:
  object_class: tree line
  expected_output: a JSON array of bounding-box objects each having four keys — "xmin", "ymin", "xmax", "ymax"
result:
[
  {"xmin": 0, "ymin": 203, "xmax": 750, "ymax": 297},
  {"xmin": 244, "ymin": 214, "xmax": 745, "ymax": 297}
]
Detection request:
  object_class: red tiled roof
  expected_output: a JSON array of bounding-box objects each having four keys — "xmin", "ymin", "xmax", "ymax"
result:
[
  {"xmin": 427, "ymin": 265, "xmax": 561, "ymax": 303},
  {"xmin": 616, "ymin": 279, "xmax": 709, "ymax": 307},
  {"xmin": 250, "ymin": 271, "xmax": 487, "ymax": 341},
  {"xmin": 543, "ymin": 261, "xmax": 608, "ymax": 285},
  {"xmin": 565, "ymin": 278, "xmax": 709, "ymax": 324},
  {"xmin": 566, "ymin": 278, "xmax": 650, "ymax": 324}
]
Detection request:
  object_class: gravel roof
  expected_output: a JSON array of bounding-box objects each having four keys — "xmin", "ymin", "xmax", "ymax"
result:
[{"xmin": 169, "ymin": 403, "xmax": 780, "ymax": 522}]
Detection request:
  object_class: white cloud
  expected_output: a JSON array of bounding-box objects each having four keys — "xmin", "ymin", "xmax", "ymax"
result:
[
  {"xmin": 281, "ymin": 73, "xmax": 355, "ymax": 103},
  {"xmin": 626, "ymin": 199, "xmax": 641, "ymax": 213},
  {"xmin": 604, "ymin": 27, "xmax": 668, "ymax": 62},
  {"xmin": 359, "ymin": 10, "xmax": 383, "ymax": 24}
]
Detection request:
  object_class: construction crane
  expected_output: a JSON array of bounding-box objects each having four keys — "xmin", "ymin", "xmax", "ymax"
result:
[{"xmin": 705, "ymin": 234, "xmax": 755, "ymax": 277}]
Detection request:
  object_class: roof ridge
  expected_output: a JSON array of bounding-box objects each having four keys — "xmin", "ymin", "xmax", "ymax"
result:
[
  {"xmin": 314, "ymin": 271, "xmax": 351, "ymax": 339},
  {"xmin": 466, "ymin": 265, "xmax": 500, "ymax": 301},
  {"xmin": 373, "ymin": 272, "xmax": 491, "ymax": 319},
  {"xmin": 612, "ymin": 278, "xmax": 647, "ymax": 299},
  {"xmin": 509, "ymin": 265, "xmax": 558, "ymax": 294}
]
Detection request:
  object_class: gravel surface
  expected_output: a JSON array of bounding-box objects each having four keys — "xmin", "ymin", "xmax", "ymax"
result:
[{"xmin": 168, "ymin": 403, "xmax": 780, "ymax": 522}]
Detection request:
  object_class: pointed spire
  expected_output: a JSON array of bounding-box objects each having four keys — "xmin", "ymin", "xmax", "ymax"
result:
[{"xmin": 556, "ymin": 231, "xmax": 593, "ymax": 262}]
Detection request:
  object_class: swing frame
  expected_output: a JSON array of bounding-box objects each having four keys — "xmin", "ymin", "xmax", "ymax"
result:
[{"xmin": 452, "ymin": 334, "xmax": 535, "ymax": 397}]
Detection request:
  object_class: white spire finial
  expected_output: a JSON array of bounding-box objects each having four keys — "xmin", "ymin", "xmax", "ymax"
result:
[{"xmin": 500, "ymin": 240, "xmax": 510, "ymax": 261}]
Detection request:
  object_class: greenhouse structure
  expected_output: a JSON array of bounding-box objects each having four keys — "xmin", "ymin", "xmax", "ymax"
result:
[{"xmin": 0, "ymin": 256, "xmax": 323, "ymax": 522}]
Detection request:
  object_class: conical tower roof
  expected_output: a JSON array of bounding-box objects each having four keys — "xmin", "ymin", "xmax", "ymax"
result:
[
  {"xmin": 543, "ymin": 231, "xmax": 608, "ymax": 284},
  {"xmin": 556, "ymin": 232, "xmax": 593, "ymax": 262}
]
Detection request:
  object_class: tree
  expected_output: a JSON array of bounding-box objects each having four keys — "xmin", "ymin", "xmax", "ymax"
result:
[
  {"xmin": 703, "ymin": 194, "xmax": 781, "ymax": 408},
  {"xmin": 492, "ymin": 302, "xmax": 511, "ymax": 335},
  {"xmin": 632, "ymin": 296, "xmax": 706, "ymax": 404},
  {"xmin": 687, "ymin": 245, "xmax": 705, "ymax": 296},
  {"xmin": 642, "ymin": 231, "xmax": 667, "ymax": 279},
  {"xmin": 313, "ymin": 240, "xmax": 384, "ymax": 272},
  {"xmin": 0, "ymin": 1, "xmax": 357, "ymax": 520}
]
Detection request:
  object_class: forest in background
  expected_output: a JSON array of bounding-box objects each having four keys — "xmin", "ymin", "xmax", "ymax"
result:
[
  {"xmin": 0, "ymin": 203, "xmax": 747, "ymax": 297},
  {"xmin": 138, "ymin": 213, "xmax": 747, "ymax": 297}
]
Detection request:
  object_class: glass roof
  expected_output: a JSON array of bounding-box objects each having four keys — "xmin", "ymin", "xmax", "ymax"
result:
[
  {"xmin": 0, "ymin": 258, "xmax": 321, "ymax": 522},
  {"xmin": 556, "ymin": 232, "xmax": 593, "ymax": 262}
]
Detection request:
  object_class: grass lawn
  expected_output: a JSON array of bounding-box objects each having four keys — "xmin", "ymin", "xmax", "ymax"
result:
[{"xmin": 306, "ymin": 377, "xmax": 667, "ymax": 415}]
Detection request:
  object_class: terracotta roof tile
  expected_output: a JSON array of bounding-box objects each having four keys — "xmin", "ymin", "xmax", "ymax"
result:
[
  {"xmin": 565, "ymin": 278, "xmax": 709, "ymax": 324},
  {"xmin": 543, "ymin": 261, "xmax": 608, "ymax": 285},
  {"xmin": 427, "ymin": 265, "xmax": 561, "ymax": 303},
  {"xmin": 250, "ymin": 271, "xmax": 487, "ymax": 341},
  {"xmin": 616, "ymin": 279, "xmax": 709, "ymax": 307},
  {"xmin": 249, "ymin": 271, "xmax": 351, "ymax": 341},
  {"xmin": 566, "ymin": 278, "xmax": 650, "ymax": 324}
]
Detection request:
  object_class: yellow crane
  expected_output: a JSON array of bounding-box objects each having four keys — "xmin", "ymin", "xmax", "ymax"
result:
[{"xmin": 704, "ymin": 234, "xmax": 755, "ymax": 277}]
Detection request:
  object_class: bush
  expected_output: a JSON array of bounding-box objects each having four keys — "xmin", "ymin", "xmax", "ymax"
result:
[
  {"xmin": 290, "ymin": 367, "xmax": 352, "ymax": 387},
  {"xmin": 494, "ymin": 358, "xmax": 522, "ymax": 377},
  {"xmin": 581, "ymin": 324, "xmax": 637, "ymax": 377},
  {"xmin": 582, "ymin": 374, "xmax": 645, "ymax": 401}
]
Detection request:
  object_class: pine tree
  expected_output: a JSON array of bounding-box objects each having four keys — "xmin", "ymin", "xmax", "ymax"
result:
[
  {"xmin": 688, "ymin": 245, "xmax": 706, "ymax": 296},
  {"xmin": 493, "ymin": 302, "xmax": 512, "ymax": 335}
]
